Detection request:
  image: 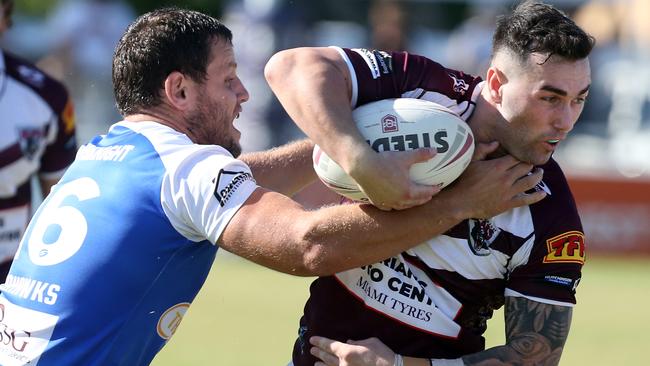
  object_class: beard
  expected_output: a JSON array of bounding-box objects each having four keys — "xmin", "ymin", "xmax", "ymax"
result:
[{"xmin": 185, "ymin": 95, "xmax": 242, "ymax": 157}]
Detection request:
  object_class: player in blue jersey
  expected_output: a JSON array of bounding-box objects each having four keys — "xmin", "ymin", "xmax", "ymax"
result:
[
  {"xmin": 0, "ymin": 7, "xmax": 545, "ymax": 366},
  {"xmin": 266, "ymin": 1, "xmax": 593, "ymax": 366}
]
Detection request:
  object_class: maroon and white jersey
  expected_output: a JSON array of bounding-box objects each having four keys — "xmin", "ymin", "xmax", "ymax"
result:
[
  {"xmin": 292, "ymin": 48, "xmax": 586, "ymax": 364},
  {"xmin": 0, "ymin": 50, "xmax": 76, "ymax": 262}
]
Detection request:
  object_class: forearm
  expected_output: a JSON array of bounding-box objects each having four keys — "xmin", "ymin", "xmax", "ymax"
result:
[
  {"xmin": 265, "ymin": 47, "xmax": 372, "ymax": 174},
  {"xmin": 222, "ymin": 186, "xmax": 466, "ymax": 277},
  {"xmin": 298, "ymin": 188, "xmax": 466, "ymax": 274},
  {"xmin": 239, "ymin": 139, "xmax": 317, "ymax": 196},
  {"xmin": 405, "ymin": 297, "xmax": 572, "ymax": 366}
]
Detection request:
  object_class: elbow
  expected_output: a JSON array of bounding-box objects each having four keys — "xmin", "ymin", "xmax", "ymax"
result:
[{"xmin": 264, "ymin": 49, "xmax": 297, "ymax": 89}]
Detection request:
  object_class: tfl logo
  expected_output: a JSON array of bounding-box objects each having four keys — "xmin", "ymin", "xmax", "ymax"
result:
[
  {"xmin": 543, "ymin": 231, "xmax": 586, "ymax": 265},
  {"xmin": 381, "ymin": 114, "xmax": 398, "ymax": 133}
]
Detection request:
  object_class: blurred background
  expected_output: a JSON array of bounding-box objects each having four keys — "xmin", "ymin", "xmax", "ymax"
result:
[{"xmin": 3, "ymin": 0, "xmax": 649, "ymax": 364}]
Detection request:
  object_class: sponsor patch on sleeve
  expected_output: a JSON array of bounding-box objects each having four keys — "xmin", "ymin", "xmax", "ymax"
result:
[
  {"xmin": 212, "ymin": 169, "xmax": 256, "ymax": 207},
  {"xmin": 543, "ymin": 231, "xmax": 586, "ymax": 264},
  {"xmin": 352, "ymin": 48, "xmax": 381, "ymax": 79}
]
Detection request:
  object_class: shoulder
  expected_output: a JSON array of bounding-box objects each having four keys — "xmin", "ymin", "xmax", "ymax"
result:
[{"xmin": 3, "ymin": 50, "xmax": 70, "ymax": 112}]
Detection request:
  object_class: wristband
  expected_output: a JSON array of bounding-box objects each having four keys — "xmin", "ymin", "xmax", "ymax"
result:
[
  {"xmin": 429, "ymin": 358, "xmax": 464, "ymax": 366},
  {"xmin": 394, "ymin": 354, "xmax": 404, "ymax": 366}
]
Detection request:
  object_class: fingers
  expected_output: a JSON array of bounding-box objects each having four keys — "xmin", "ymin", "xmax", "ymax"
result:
[
  {"xmin": 310, "ymin": 337, "xmax": 341, "ymax": 366},
  {"xmin": 311, "ymin": 346, "xmax": 339, "ymax": 366},
  {"xmin": 512, "ymin": 167, "xmax": 547, "ymax": 205},
  {"xmin": 310, "ymin": 336, "xmax": 339, "ymax": 352},
  {"xmin": 472, "ymin": 141, "xmax": 499, "ymax": 161},
  {"xmin": 514, "ymin": 189, "xmax": 547, "ymax": 206},
  {"xmin": 513, "ymin": 167, "xmax": 544, "ymax": 192},
  {"xmin": 405, "ymin": 147, "xmax": 437, "ymax": 164}
]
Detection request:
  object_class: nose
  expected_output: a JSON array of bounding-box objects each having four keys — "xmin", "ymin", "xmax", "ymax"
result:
[
  {"xmin": 554, "ymin": 104, "xmax": 578, "ymax": 133},
  {"xmin": 237, "ymin": 79, "xmax": 250, "ymax": 104}
]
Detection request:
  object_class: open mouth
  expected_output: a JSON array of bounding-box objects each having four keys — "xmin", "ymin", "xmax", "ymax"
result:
[{"xmin": 546, "ymin": 139, "xmax": 560, "ymax": 145}]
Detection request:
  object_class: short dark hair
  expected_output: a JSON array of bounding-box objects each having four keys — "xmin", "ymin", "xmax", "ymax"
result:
[
  {"xmin": 492, "ymin": 1, "xmax": 595, "ymax": 64},
  {"xmin": 112, "ymin": 7, "xmax": 232, "ymax": 115}
]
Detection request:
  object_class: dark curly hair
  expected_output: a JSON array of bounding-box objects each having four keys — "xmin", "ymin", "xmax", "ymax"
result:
[
  {"xmin": 112, "ymin": 7, "xmax": 232, "ymax": 115},
  {"xmin": 492, "ymin": 1, "xmax": 595, "ymax": 64}
]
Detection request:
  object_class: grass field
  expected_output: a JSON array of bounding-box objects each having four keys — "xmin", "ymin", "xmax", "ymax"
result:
[{"xmin": 152, "ymin": 253, "xmax": 650, "ymax": 366}]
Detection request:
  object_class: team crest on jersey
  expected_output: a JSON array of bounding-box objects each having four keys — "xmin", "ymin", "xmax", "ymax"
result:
[
  {"xmin": 213, "ymin": 169, "xmax": 255, "ymax": 207},
  {"xmin": 156, "ymin": 302, "xmax": 190, "ymax": 340},
  {"xmin": 381, "ymin": 114, "xmax": 399, "ymax": 133},
  {"xmin": 468, "ymin": 219, "xmax": 500, "ymax": 256},
  {"xmin": 543, "ymin": 231, "xmax": 585, "ymax": 264},
  {"xmin": 448, "ymin": 73, "xmax": 469, "ymax": 95},
  {"xmin": 17, "ymin": 127, "xmax": 46, "ymax": 160}
]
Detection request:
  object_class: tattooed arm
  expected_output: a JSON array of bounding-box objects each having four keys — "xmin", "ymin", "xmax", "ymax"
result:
[
  {"xmin": 308, "ymin": 296, "xmax": 572, "ymax": 366},
  {"xmin": 459, "ymin": 296, "xmax": 572, "ymax": 365}
]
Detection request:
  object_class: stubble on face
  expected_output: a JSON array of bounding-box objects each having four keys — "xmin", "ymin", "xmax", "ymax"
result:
[
  {"xmin": 185, "ymin": 91, "xmax": 242, "ymax": 157},
  {"xmin": 490, "ymin": 53, "xmax": 565, "ymax": 166}
]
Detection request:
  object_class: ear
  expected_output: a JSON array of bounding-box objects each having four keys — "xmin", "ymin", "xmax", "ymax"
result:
[
  {"xmin": 485, "ymin": 66, "xmax": 507, "ymax": 104},
  {"xmin": 163, "ymin": 71, "xmax": 194, "ymax": 111}
]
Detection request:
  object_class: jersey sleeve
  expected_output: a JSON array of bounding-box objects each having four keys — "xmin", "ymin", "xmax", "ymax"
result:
[
  {"xmin": 161, "ymin": 148, "xmax": 257, "ymax": 245},
  {"xmin": 505, "ymin": 160, "xmax": 586, "ymax": 306},
  {"xmin": 334, "ymin": 47, "xmax": 483, "ymax": 118}
]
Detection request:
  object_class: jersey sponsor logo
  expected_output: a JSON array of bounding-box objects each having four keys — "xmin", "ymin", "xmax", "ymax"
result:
[
  {"xmin": 17, "ymin": 127, "xmax": 46, "ymax": 160},
  {"xmin": 0, "ymin": 296, "xmax": 58, "ymax": 366},
  {"xmin": 448, "ymin": 73, "xmax": 469, "ymax": 95},
  {"xmin": 543, "ymin": 275, "xmax": 581, "ymax": 294},
  {"xmin": 468, "ymin": 219, "xmax": 500, "ymax": 256},
  {"xmin": 366, "ymin": 131, "xmax": 449, "ymax": 153},
  {"xmin": 335, "ymin": 256, "xmax": 462, "ymax": 338},
  {"xmin": 213, "ymin": 170, "xmax": 255, "ymax": 207},
  {"xmin": 381, "ymin": 114, "xmax": 398, "ymax": 133},
  {"xmin": 352, "ymin": 48, "xmax": 381, "ymax": 79},
  {"xmin": 156, "ymin": 302, "xmax": 190, "ymax": 340},
  {"xmin": 544, "ymin": 275, "xmax": 574, "ymax": 287},
  {"xmin": 543, "ymin": 231, "xmax": 586, "ymax": 264},
  {"xmin": 372, "ymin": 50, "xmax": 393, "ymax": 75}
]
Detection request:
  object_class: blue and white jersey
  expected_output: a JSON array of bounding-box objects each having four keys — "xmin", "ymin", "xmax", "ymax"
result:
[{"xmin": 0, "ymin": 121, "xmax": 257, "ymax": 366}]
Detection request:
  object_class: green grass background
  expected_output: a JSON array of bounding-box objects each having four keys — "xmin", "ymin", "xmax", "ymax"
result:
[{"xmin": 152, "ymin": 253, "xmax": 650, "ymax": 366}]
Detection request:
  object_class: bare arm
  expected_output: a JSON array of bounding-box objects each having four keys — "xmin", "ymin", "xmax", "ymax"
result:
[
  {"xmin": 265, "ymin": 47, "xmax": 437, "ymax": 210},
  {"xmin": 239, "ymin": 139, "xmax": 316, "ymax": 196},
  {"xmin": 219, "ymin": 154, "xmax": 546, "ymax": 276},
  {"xmin": 457, "ymin": 297, "xmax": 571, "ymax": 366},
  {"xmin": 309, "ymin": 297, "xmax": 572, "ymax": 366}
]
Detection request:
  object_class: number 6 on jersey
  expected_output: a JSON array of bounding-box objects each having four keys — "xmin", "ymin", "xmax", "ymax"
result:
[{"xmin": 20, "ymin": 177, "xmax": 101, "ymax": 266}]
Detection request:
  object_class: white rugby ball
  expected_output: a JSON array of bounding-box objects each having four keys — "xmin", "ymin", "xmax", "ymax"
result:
[{"xmin": 312, "ymin": 98, "xmax": 474, "ymax": 202}]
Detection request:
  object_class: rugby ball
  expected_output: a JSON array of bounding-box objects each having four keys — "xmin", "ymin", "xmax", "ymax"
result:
[{"xmin": 312, "ymin": 98, "xmax": 474, "ymax": 202}]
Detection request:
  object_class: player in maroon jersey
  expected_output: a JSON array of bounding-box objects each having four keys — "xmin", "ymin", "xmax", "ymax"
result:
[
  {"xmin": 0, "ymin": 0, "xmax": 77, "ymax": 281},
  {"xmin": 265, "ymin": 1, "xmax": 593, "ymax": 365}
]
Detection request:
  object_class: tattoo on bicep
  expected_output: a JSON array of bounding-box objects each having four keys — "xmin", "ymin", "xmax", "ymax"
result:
[{"xmin": 462, "ymin": 297, "xmax": 572, "ymax": 366}]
